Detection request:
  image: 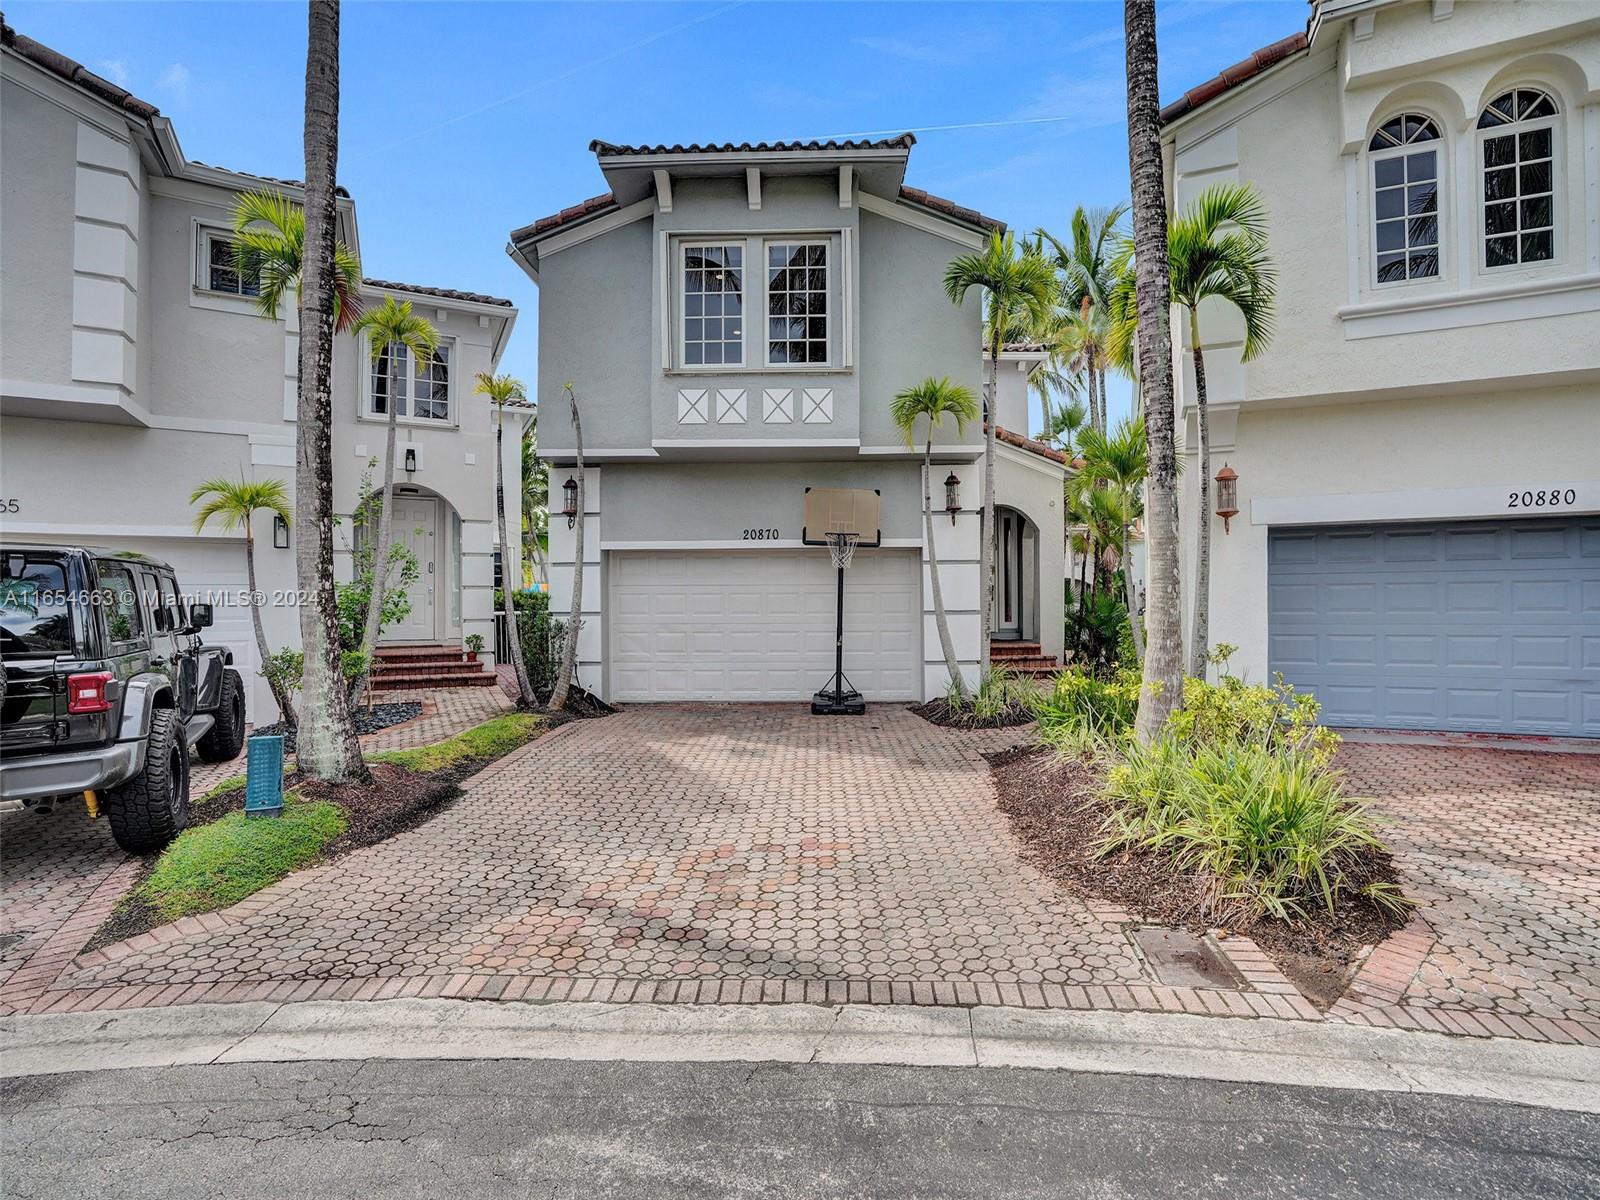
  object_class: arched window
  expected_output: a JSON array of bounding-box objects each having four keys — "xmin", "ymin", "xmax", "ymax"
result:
[
  {"xmin": 1369, "ymin": 114, "xmax": 1441, "ymax": 284},
  {"xmin": 1477, "ymin": 88, "xmax": 1558, "ymax": 268}
]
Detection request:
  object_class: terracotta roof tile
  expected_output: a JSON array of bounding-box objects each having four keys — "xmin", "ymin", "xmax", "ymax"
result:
[
  {"xmin": 363, "ymin": 278, "xmax": 514, "ymax": 308},
  {"xmin": 3, "ymin": 19, "xmax": 160, "ymax": 119},
  {"xmin": 898, "ymin": 186, "xmax": 1005, "ymax": 233},
  {"xmin": 511, "ymin": 192, "xmax": 620, "ymax": 242},
  {"xmin": 1159, "ymin": 32, "xmax": 1309, "ymax": 125},
  {"xmin": 991, "ymin": 425, "xmax": 1067, "ymax": 465},
  {"xmin": 588, "ymin": 136, "xmax": 916, "ymax": 156}
]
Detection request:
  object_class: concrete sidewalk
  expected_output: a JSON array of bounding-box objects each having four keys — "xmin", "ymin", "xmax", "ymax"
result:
[{"xmin": 5, "ymin": 998, "xmax": 1597, "ymax": 1114}]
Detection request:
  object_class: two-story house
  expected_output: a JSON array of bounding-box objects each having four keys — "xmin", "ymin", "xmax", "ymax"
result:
[
  {"xmin": 0, "ymin": 21, "xmax": 521, "ymax": 720},
  {"xmin": 510, "ymin": 137, "xmax": 1067, "ymax": 703},
  {"xmin": 1163, "ymin": 0, "xmax": 1599, "ymax": 737}
]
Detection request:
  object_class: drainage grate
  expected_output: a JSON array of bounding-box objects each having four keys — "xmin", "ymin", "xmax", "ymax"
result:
[{"xmin": 1131, "ymin": 927, "xmax": 1245, "ymax": 990}]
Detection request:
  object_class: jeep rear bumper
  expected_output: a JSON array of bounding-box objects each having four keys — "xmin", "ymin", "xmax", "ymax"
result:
[{"xmin": 0, "ymin": 740, "xmax": 145, "ymax": 802}]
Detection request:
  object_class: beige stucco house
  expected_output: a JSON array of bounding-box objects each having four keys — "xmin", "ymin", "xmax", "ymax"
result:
[
  {"xmin": 510, "ymin": 137, "xmax": 1067, "ymax": 703},
  {"xmin": 0, "ymin": 21, "xmax": 521, "ymax": 720},
  {"xmin": 1164, "ymin": 0, "xmax": 1599, "ymax": 736}
]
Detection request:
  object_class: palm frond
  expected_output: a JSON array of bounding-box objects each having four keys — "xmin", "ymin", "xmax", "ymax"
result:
[{"xmin": 891, "ymin": 376, "xmax": 979, "ymax": 449}]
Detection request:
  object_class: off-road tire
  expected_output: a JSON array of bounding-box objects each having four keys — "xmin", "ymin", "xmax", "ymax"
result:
[
  {"xmin": 104, "ymin": 708, "xmax": 190, "ymax": 854},
  {"xmin": 196, "ymin": 668, "xmax": 246, "ymax": 762}
]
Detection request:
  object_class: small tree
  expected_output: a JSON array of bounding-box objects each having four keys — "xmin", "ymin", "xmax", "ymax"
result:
[
  {"xmin": 1078, "ymin": 417, "xmax": 1149, "ymax": 663},
  {"xmin": 190, "ymin": 475, "xmax": 296, "ymax": 725},
  {"xmin": 349, "ymin": 298, "xmax": 438, "ymax": 695},
  {"xmin": 520, "ymin": 416, "xmax": 549, "ymax": 588},
  {"xmin": 475, "ymin": 372, "xmax": 536, "ymax": 708},
  {"xmin": 943, "ymin": 231, "xmax": 1053, "ymax": 676},
  {"xmin": 892, "ymin": 376, "xmax": 980, "ymax": 702},
  {"xmin": 231, "ymin": 190, "xmax": 363, "ymax": 332},
  {"xmin": 547, "ymin": 383, "xmax": 584, "ymax": 712}
]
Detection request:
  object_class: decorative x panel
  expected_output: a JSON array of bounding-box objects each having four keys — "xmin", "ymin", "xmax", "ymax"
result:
[
  {"xmin": 762, "ymin": 388, "xmax": 793, "ymax": 424},
  {"xmin": 677, "ymin": 388, "xmax": 708, "ymax": 424},
  {"xmin": 716, "ymin": 388, "xmax": 747, "ymax": 424},
  {"xmin": 802, "ymin": 387, "xmax": 834, "ymax": 424}
]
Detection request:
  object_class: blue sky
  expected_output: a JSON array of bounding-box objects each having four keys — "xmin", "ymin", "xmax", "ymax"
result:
[{"xmin": 11, "ymin": 0, "xmax": 1304, "ymax": 433}]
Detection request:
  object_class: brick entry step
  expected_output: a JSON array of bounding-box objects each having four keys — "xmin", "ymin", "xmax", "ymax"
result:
[
  {"xmin": 990, "ymin": 639, "xmax": 1061, "ymax": 676},
  {"xmin": 371, "ymin": 644, "xmax": 496, "ymax": 691}
]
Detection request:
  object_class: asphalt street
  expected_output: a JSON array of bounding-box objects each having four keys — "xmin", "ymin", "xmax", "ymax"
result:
[{"xmin": 4, "ymin": 1057, "xmax": 1596, "ymax": 1199}]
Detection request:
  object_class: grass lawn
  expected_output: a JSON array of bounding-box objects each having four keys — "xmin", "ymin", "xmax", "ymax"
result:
[{"xmin": 368, "ymin": 711, "xmax": 544, "ymax": 773}]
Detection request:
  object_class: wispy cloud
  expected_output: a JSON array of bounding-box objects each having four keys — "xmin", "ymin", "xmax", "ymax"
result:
[
  {"xmin": 157, "ymin": 62, "xmax": 191, "ymax": 101},
  {"xmin": 98, "ymin": 59, "xmax": 129, "ymax": 87},
  {"xmin": 850, "ymin": 35, "xmax": 967, "ymax": 67}
]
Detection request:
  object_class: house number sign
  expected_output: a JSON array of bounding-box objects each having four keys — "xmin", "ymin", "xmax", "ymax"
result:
[
  {"xmin": 742, "ymin": 528, "xmax": 781, "ymax": 540},
  {"xmin": 1506, "ymin": 488, "xmax": 1578, "ymax": 510}
]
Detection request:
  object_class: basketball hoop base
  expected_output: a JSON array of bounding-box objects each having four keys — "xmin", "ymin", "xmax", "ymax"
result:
[{"xmin": 811, "ymin": 685, "xmax": 866, "ymax": 716}]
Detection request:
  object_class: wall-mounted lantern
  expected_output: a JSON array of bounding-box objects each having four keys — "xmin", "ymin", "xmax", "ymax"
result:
[
  {"xmin": 272, "ymin": 514, "xmax": 290, "ymax": 550},
  {"xmin": 403, "ymin": 446, "xmax": 419, "ymax": 475},
  {"xmin": 944, "ymin": 472, "xmax": 961, "ymax": 524},
  {"xmin": 1215, "ymin": 464, "xmax": 1239, "ymax": 533},
  {"xmin": 562, "ymin": 476, "xmax": 579, "ymax": 528}
]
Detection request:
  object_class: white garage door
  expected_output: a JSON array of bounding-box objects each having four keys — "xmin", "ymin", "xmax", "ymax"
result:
[{"xmin": 609, "ymin": 548, "xmax": 921, "ymax": 702}]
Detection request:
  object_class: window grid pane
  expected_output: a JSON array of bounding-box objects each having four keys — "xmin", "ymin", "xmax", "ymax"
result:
[
  {"xmin": 1481, "ymin": 125, "xmax": 1554, "ymax": 268},
  {"xmin": 1373, "ymin": 146, "xmax": 1440, "ymax": 283},
  {"xmin": 413, "ymin": 344, "xmax": 451, "ymax": 421},
  {"xmin": 371, "ymin": 343, "xmax": 410, "ymax": 417},
  {"xmin": 766, "ymin": 242, "xmax": 827, "ymax": 364},
  {"xmin": 682, "ymin": 244, "xmax": 744, "ymax": 366},
  {"xmin": 206, "ymin": 235, "xmax": 260, "ymax": 297}
]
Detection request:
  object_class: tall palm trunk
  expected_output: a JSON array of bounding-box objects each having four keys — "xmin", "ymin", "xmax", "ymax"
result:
[
  {"xmin": 1187, "ymin": 307, "xmax": 1212, "ymax": 679},
  {"xmin": 1086, "ymin": 359, "xmax": 1101, "ymax": 439},
  {"xmin": 496, "ymin": 404, "xmax": 535, "ymax": 706},
  {"xmin": 354, "ymin": 349, "xmax": 402, "ymax": 698},
  {"xmin": 548, "ymin": 388, "xmax": 584, "ymax": 712},
  {"xmin": 1125, "ymin": 0, "xmax": 1183, "ymax": 743},
  {"xmin": 294, "ymin": 0, "xmax": 366, "ymax": 782},
  {"xmin": 1098, "ymin": 364, "xmax": 1110, "ymax": 432},
  {"xmin": 923, "ymin": 442, "xmax": 966, "ymax": 700},
  {"xmin": 244, "ymin": 524, "xmax": 294, "ymax": 727},
  {"xmin": 980, "ymin": 326, "xmax": 1001, "ymax": 676}
]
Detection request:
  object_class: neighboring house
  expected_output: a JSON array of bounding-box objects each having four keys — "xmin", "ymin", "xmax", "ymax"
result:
[
  {"xmin": 1162, "ymin": 0, "xmax": 1600, "ymax": 736},
  {"xmin": 0, "ymin": 22, "xmax": 521, "ymax": 719},
  {"xmin": 509, "ymin": 136, "xmax": 1066, "ymax": 702}
]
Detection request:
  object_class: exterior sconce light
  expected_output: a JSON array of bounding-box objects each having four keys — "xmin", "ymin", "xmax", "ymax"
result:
[
  {"xmin": 403, "ymin": 447, "xmax": 418, "ymax": 475},
  {"xmin": 1215, "ymin": 463, "xmax": 1239, "ymax": 534},
  {"xmin": 272, "ymin": 514, "xmax": 290, "ymax": 550},
  {"xmin": 562, "ymin": 476, "xmax": 579, "ymax": 529},
  {"xmin": 944, "ymin": 472, "xmax": 961, "ymax": 524}
]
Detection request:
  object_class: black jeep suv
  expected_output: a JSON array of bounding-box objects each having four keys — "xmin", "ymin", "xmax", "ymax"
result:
[{"xmin": 1, "ymin": 546, "xmax": 247, "ymax": 853}]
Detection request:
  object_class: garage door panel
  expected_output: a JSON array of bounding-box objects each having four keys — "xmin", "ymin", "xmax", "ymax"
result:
[
  {"xmin": 1269, "ymin": 517, "xmax": 1597, "ymax": 737},
  {"xmin": 609, "ymin": 548, "xmax": 920, "ymax": 702}
]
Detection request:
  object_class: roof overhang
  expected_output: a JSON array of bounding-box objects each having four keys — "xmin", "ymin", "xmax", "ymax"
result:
[{"xmin": 590, "ymin": 142, "xmax": 913, "ymax": 207}]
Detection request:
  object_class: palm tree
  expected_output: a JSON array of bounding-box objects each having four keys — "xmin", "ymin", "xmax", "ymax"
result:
[
  {"xmin": 474, "ymin": 373, "xmax": 536, "ymax": 708},
  {"xmin": 1038, "ymin": 204, "xmax": 1128, "ymax": 432},
  {"xmin": 892, "ymin": 376, "xmax": 980, "ymax": 701},
  {"xmin": 943, "ymin": 231, "xmax": 1053, "ymax": 676},
  {"xmin": 231, "ymin": 190, "xmax": 363, "ymax": 332},
  {"xmin": 1170, "ymin": 184, "xmax": 1276, "ymax": 678},
  {"xmin": 520, "ymin": 423, "xmax": 549, "ymax": 588},
  {"xmin": 1124, "ymin": 0, "xmax": 1183, "ymax": 743},
  {"xmin": 350, "ymin": 298, "xmax": 438, "ymax": 695},
  {"xmin": 548, "ymin": 383, "xmax": 584, "ymax": 712},
  {"xmin": 293, "ymin": 0, "xmax": 367, "ymax": 783},
  {"xmin": 1078, "ymin": 417, "xmax": 1149, "ymax": 662},
  {"xmin": 190, "ymin": 475, "xmax": 296, "ymax": 725}
]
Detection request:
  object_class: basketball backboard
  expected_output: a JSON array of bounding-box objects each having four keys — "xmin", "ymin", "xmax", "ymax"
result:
[{"xmin": 801, "ymin": 488, "xmax": 882, "ymax": 547}]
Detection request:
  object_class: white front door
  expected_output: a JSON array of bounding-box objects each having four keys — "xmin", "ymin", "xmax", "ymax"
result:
[{"xmin": 387, "ymin": 497, "xmax": 437, "ymax": 642}]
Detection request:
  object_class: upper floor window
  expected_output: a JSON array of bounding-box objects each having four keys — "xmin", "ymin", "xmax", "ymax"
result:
[
  {"xmin": 1477, "ymin": 88, "xmax": 1557, "ymax": 269},
  {"xmin": 1369, "ymin": 114, "xmax": 1441, "ymax": 284},
  {"xmin": 767, "ymin": 242, "xmax": 828, "ymax": 364},
  {"xmin": 370, "ymin": 341, "xmax": 452, "ymax": 422},
  {"xmin": 682, "ymin": 244, "xmax": 744, "ymax": 366},
  {"xmin": 202, "ymin": 231, "xmax": 260, "ymax": 297}
]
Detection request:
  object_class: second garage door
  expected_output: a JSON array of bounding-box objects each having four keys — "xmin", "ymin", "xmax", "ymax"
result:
[
  {"xmin": 608, "ymin": 548, "xmax": 921, "ymax": 702},
  {"xmin": 1268, "ymin": 517, "xmax": 1599, "ymax": 737}
]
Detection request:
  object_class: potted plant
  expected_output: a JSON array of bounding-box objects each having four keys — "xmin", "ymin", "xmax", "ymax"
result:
[{"xmin": 465, "ymin": 632, "xmax": 488, "ymax": 665}]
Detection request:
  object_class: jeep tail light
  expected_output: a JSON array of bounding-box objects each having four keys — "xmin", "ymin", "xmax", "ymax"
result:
[{"xmin": 67, "ymin": 672, "xmax": 115, "ymax": 715}]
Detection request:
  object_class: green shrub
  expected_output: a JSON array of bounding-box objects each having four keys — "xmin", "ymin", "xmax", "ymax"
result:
[
  {"xmin": 514, "ymin": 591, "xmax": 567, "ymax": 701},
  {"xmin": 1169, "ymin": 674, "xmax": 1339, "ymax": 765},
  {"xmin": 1029, "ymin": 665, "xmax": 1144, "ymax": 752},
  {"xmin": 947, "ymin": 665, "xmax": 1034, "ymax": 721},
  {"xmin": 1099, "ymin": 738, "xmax": 1408, "ymax": 923},
  {"xmin": 1064, "ymin": 587, "xmax": 1131, "ymax": 673}
]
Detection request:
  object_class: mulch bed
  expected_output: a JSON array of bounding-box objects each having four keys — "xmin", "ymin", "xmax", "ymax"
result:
[
  {"xmin": 989, "ymin": 745, "xmax": 1408, "ymax": 1009},
  {"xmin": 252, "ymin": 701, "xmax": 423, "ymax": 752},
  {"xmin": 910, "ymin": 698, "xmax": 1034, "ymax": 730}
]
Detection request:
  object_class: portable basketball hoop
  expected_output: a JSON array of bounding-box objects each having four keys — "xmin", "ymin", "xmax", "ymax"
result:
[{"xmin": 803, "ymin": 488, "xmax": 881, "ymax": 716}]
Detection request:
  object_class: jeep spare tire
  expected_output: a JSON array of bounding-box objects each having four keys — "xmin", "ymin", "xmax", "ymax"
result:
[
  {"xmin": 105, "ymin": 707, "xmax": 190, "ymax": 854},
  {"xmin": 196, "ymin": 668, "xmax": 246, "ymax": 763}
]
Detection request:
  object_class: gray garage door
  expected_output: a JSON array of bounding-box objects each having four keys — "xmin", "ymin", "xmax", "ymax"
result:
[{"xmin": 1268, "ymin": 518, "xmax": 1599, "ymax": 737}]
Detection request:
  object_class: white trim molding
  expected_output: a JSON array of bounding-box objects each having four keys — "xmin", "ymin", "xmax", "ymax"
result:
[
  {"xmin": 1336, "ymin": 271, "xmax": 1600, "ymax": 338},
  {"xmin": 856, "ymin": 191, "xmax": 986, "ymax": 249},
  {"xmin": 1251, "ymin": 480, "xmax": 1598, "ymax": 527}
]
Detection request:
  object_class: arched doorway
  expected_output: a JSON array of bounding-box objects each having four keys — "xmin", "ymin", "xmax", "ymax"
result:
[
  {"xmin": 355, "ymin": 483, "xmax": 466, "ymax": 646},
  {"xmin": 992, "ymin": 505, "xmax": 1038, "ymax": 643}
]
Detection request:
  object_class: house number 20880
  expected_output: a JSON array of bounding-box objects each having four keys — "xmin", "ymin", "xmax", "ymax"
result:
[
  {"xmin": 742, "ymin": 528, "xmax": 780, "ymax": 540},
  {"xmin": 1507, "ymin": 488, "xmax": 1577, "ymax": 509}
]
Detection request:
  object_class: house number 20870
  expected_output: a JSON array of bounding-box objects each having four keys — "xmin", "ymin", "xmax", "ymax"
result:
[
  {"xmin": 742, "ymin": 528, "xmax": 780, "ymax": 540},
  {"xmin": 1507, "ymin": 488, "xmax": 1577, "ymax": 509}
]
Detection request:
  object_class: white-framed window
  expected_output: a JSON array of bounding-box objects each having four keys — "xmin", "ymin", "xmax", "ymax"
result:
[
  {"xmin": 765, "ymin": 241, "xmax": 828, "ymax": 364},
  {"xmin": 1368, "ymin": 113, "xmax": 1442, "ymax": 285},
  {"xmin": 681, "ymin": 243, "xmax": 745, "ymax": 366},
  {"xmin": 369, "ymin": 340, "xmax": 453, "ymax": 422},
  {"xmin": 198, "ymin": 228, "xmax": 260, "ymax": 297},
  {"xmin": 1477, "ymin": 87, "xmax": 1558, "ymax": 270}
]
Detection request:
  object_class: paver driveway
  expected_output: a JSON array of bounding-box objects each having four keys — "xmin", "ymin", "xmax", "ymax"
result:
[{"xmin": 54, "ymin": 706, "xmax": 1146, "ymax": 994}]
